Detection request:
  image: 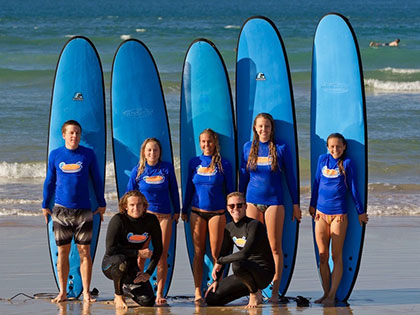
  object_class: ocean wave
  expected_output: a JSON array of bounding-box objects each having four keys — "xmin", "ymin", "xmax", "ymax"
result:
[
  {"xmin": 380, "ymin": 67, "xmax": 420, "ymax": 74},
  {"xmin": 364, "ymin": 79, "xmax": 420, "ymax": 92},
  {"xmin": 120, "ymin": 34, "xmax": 131, "ymax": 40},
  {"xmin": 136, "ymin": 28, "xmax": 146, "ymax": 33},
  {"xmin": 0, "ymin": 161, "xmax": 115, "ymax": 179},
  {"xmin": 224, "ymin": 25, "xmax": 240, "ymax": 29}
]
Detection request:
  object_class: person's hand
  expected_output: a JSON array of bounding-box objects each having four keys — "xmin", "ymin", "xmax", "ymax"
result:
[
  {"xmin": 358, "ymin": 213, "xmax": 369, "ymax": 226},
  {"xmin": 133, "ymin": 272, "xmax": 150, "ymax": 283},
  {"xmin": 204, "ymin": 281, "xmax": 218, "ymax": 298},
  {"xmin": 308, "ymin": 206, "xmax": 316, "ymax": 219},
  {"xmin": 211, "ymin": 263, "xmax": 222, "ymax": 281},
  {"xmin": 292, "ymin": 204, "xmax": 302, "ymax": 222},
  {"xmin": 42, "ymin": 208, "xmax": 52, "ymax": 224},
  {"xmin": 173, "ymin": 213, "xmax": 180, "ymax": 224},
  {"xmin": 181, "ymin": 213, "xmax": 189, "ymax": 223},
  {"xmin": 94, "ymin": 206, "xmax": 106, "ymax": 221},
  {"xmin": 138, "ymin": 248, "xmax": 153, "ymax": 259}
]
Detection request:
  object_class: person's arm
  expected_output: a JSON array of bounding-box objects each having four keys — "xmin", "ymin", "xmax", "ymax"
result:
[
  {"xmin": 239, "ymin": 144, "xmax": 250, "ymax": 193},
  {"xmin": 309, "ymin": 155, "xmax": 322, "ymax": 215},
  {"xmin": 168, "ymin": 163, "xmax": 181, "ymax": 214},
  {"xmin": 213, "ymin": 228, "xmax": 233, "ymax": 280},
  {"xmin": 278, "ymin": 144, "xmax": 298, "ymax": 204},
  {"xmin": 42, "ymin": 152, "xmax": 57, "ymax": 223},
  {"xmin": 89, "ymin": 150, "xmax": 106, "ymax": 207},
  {"xmin": 144, "ymin": 215, "xmax": 163, "ymax": 276},
  {"xmin": 181, "ymin": 159, "xmax": 195, "ymax": 216},
  {"xmin": 223, "ymin": 159, "xmax": 234, "ymax": 194},
  {"xmin": 345, "ymin": 160, "xmax": 364, "ymax": 215},
  {"xmin": 217, "ymin": 220, "xmax": 260, "ymax": 265},
  {"xmin": 126, "ymin": 165, "xmax": 139, "ymax": 192}
]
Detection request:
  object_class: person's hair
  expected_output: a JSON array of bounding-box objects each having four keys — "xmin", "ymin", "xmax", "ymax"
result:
[
  {"xmin": 247, "ymin": 113, "xmax": 278, "ymax": 171},
  {"xmin": 326, "ymin": 133, "xmax": 347, "ymax": 178},
  {"xmin": 226, "ymin": 191, "xmax": 245, "ymax": 203},
  {"xmin": 119, "ymin": 190, "xmax": 149, "ymax": 214},
  {"xmin": 136, "ymin": 138, "xmax": 162, "ymax": 180},
  {"xmin": 200, "ymin": 128, "xmax": 224, "ymax": 173},
  {"xmin": 61, "ymin": 120, "xmax": 82, "ymax": 134}
]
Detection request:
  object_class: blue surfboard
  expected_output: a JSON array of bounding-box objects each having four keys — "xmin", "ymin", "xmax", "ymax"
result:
[
  {"xmin": 236, "ymin": 16, "xmax": 300, "ymax": 298},
  {"xmin": 111, "ymin": 39, "xmax": 176, "ymax": 297},
  {"xmin": 47, "ymin": 36, "xmax": 106, "ymax": 298},
  {"xmin": 310, "ymin": 13, "xmax": 367, "ymax": 302},
  {"xmin": 180, "ymin": 39, "xmax": 237, "ymax": 294}
]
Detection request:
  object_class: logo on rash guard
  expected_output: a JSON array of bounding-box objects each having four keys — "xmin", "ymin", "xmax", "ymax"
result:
[
  {"xmin": 143, "ymin": 175, "xmax": 165, "ymax": 184},
  {"xmin": 322, "ymin": 166, "xmax": 340, "ymax": 178},
  {"xmin": 127, "ymin": 232, "xmax": 149, "ymax": 243},
  {"xmin": 197, "ymin": 165, "xmax": 216, "ymax": 176},
  {"xmin": 256, "ymin": 156, "xmax": 272, "ymax": 166},
  {"xmin": 232, "ymin": 236, "xmax": 247, "ymax": 248},
  {"xmin": 59, "ymin": 162, "xmax": 83, "ymax": 173}
]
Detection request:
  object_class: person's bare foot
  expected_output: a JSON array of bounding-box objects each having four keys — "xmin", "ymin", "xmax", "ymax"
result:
[
  {"xmin": 315, "ymin": 294, "xmax": 328, "ymax": 304},
  {"xmin": 156, "ymin": 294, "xmax": 167, "ymax": 305},
  {"xmin": 51, "ymin": 292, "xmax": 67, "ymax": 303},
  {"xmin": 256, "ymin": 290, "xmax": 263, "ymax": 305},
  {"xmin": 322, "ymin": 296, "xmax": 336, "ymax": 306},
  {"xmin": 114, "ymin": 294, "xmax": 128, "ymax": 310},
  {"xmin": 83, "ymin": 291, "xmax": 96, "ymax": 303},
  {"xmin": 245, "ymin": 292, "xmax": 259, "ymax": 308},
  {"xmin": 194, "ymin": 296, "xmax": 204, "ymax": 306}
]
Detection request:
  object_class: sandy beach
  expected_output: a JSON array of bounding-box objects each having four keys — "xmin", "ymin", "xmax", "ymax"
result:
[{"xmin": 1, "ymin": 215, "xmax": 419, "ymax": 314}]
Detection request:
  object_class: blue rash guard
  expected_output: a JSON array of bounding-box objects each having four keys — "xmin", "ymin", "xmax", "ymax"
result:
[
  {"xmin": 42, "ymin": 145, "xmax": 106, "ymax": 210},
  {"xmin": 239, "ymin": 141, "xmax": 298, "ymax": 205},
  {"xmin": 182, "ymin": 154, "xmax": 234, "ymax": 213},
  {"xmin": 126, "ymin": 161, "xmax": 181, "ymax": 215},
  {"xmin": 310, "ymin": 153, "xmax": 364, "ymax": 215}
]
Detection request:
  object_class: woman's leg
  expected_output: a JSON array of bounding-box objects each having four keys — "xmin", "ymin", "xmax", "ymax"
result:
[
  {"xmin": 314, "ymin": 215, "xmax": 331, "ymax": 303},
  {"xmin": 190, "ymin": 211, "xmax": 208, "ymax": 301},
  {"xmin": 323, "ymin": 216, "xmax": 348, "ymax": 305},
  {"xmin": 246, "ymin": 203, "xmax": 264, "ymax": 224},
  {"xmin": 264, "ymin": 205, "xmax": 285, "ymax": 303},
  {"xmin": 155, "ymin": 215, "xmax": 172, "ymax": 305},
  {"xmin": 208, "ymin": 213, "xmax": 226, "ymax": 263}
]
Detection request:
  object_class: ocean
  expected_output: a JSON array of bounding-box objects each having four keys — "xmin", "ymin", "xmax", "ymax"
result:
[{"xmin": 1, "ymin": 0, "xmax": 419, "ymax": 217}]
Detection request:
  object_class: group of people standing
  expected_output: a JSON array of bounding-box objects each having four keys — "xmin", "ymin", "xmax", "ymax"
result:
[{"xmin": 42, "ymin": 113, "xmax": 368, "ymax": 309}]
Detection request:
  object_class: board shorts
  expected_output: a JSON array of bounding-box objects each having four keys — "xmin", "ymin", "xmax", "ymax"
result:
[
  {"xmin": 191, "ymin": 207, "xmax": 225, "ymax": 221},
  {"xmin": 315, "ymin": 210, "xmax": 346, "ymax": 225},
  {"xmin": 52, "ymin": 205, "xmax": 93, "ymax": 246}
]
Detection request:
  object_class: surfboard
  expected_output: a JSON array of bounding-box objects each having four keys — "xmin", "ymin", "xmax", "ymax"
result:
[
  {"xmin": 111, "ymin": 39, "xmax": 176, "ymax": 297},
  {"xmin": 47, "ymin": 36, "xmax": 106, "ymax": 298},
  {"xmin": 180, "ymin": 38, "xmax": 236, "ymax": 294},
  {"xmin": 236, "ymin": 16, "xmax": 300, "ymax": 298},
  {"xmin": 310, "ymin": 13, "xmax": 367, "ymax": 302}
]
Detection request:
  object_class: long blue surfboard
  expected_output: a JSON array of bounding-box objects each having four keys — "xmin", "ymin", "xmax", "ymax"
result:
[
  {"xmin": 47, "ymin": 36, "xmax": 106, "ymax": 298},
  {"xmin": 310, "ymin": 13, "xmax": 367, "ymax": 302},
  {"xmin": 180, "ymin": 39, "xmax": 237, "ymax": 295},
  {"xmin": 111, "ymin": 39, "xmax": 176, "ymax": 297},
  {"xmin": 236, "ymin": 16, "xmax": 300, "ymax": 298}
]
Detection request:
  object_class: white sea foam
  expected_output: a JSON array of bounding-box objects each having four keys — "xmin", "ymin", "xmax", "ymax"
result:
[
  {"xmin": 380, "ymin": 67, "xmax": 420, "ymax": 74},
  {"xmin": 120, "ymin": 34, "xmax": 131, "ymax": 40},
  {"xmin": 0, "ymin": 161, "xmax": 116, "ymax": 179},
  {"xmin": 224, "ymin": 25, "xmax": 240, "ymax": 29},
  {"xmin": 136, "ymin": 28, "xmax": 146, "ymax": 33},
  {"xmin": 364, "ymin": 79, "xmax": 420, "ymax": 92},
  {"xmin": 65, "ymin": 34, "xmax": 76, "ymax": 38}
]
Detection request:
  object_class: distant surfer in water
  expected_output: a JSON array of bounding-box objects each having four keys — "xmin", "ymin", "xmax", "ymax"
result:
[
  {"xmin": 309, "ymin": 133, "xmax": 368, "ymax": 306},
  {"xmin": 126, "ymin": 138, "xmax": 181, "ymax": 305},
  {"xmin": 102, "ymin": 190, "xmax": 163, "ymax": 309},
  {"xmin": 42, "ymin": 120, "xmax": 106, "ymax": 303},
  {"xmin": 205, "ymin": 192, "xmax": 275, "ymax": 308},
  {"xmin": 369, "ymin": 38, "xmax": 400, "ymax": 47},
  {"xmin": 182, "ymin": 128, "xmax": 234, "ymax": 304},
  {"xmin": 239, "ymin": 112, "xmax": 301, "ymax": 302}
]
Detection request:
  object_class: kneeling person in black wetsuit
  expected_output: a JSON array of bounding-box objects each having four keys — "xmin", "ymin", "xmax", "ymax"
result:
[
  {"xmin": 102, "ymin": 190, "xmax": 163, "ymax": 309},
  {"xmin": 205, "ymin": 192, "xmax": 275, "ymax": 308}
]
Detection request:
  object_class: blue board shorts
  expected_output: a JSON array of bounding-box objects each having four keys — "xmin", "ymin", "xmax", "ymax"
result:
[{"xmin": 52, "ymin": 205, "xmax": 93, "ymax": 246}]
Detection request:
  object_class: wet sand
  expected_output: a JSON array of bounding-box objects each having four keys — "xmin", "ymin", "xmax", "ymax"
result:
[{"xmin": 0, "ymin": 215, "xmax": 419, "ymax": 314}]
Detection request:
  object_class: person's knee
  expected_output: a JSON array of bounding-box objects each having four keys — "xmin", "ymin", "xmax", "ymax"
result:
[
  {"xmin": 136, "ymin": 294, "xmax": 156, "ymax": 307},
  {"xmin": 330, "ymin": 251, "xmax": 342, "ymax": 264},
  {"xmin": 77, "ymin": 245, "xmax": 91, "ymax": 259},
  {"xmin": 205, "ymin": 291, "xmax": 222, "ymax": 306},
  {"xmin": 319, "ymin": 251, "xmax": 329, "ymax": 264}
]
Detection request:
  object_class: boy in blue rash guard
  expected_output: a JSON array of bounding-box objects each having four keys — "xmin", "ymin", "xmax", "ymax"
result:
[
  {"xmin": 181, "ymin": 128, "xmax": 234, "ymax": 303},
  {"xmin": 126, "ymin": 138, "xmax": 180, "ymax": 305},
  {"xmin": 309, "ymin": 133, "xmax": 368, "ymax": 306},
  {"xmin": 42, "ymin": 120, "xmax": 106, "ymax": 304},
  {"xmin": 239, "ymin": 113, "xmax": 301, "ymax": 303}
]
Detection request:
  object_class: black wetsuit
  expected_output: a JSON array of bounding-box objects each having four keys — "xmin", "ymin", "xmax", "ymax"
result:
[
  {"xmin": 205, "ymin": 216, "xmax": 275, "ymax": 306},
  {"xmin": 102, "ymin": 212, "xmax": 162, "ymax": 306}
]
